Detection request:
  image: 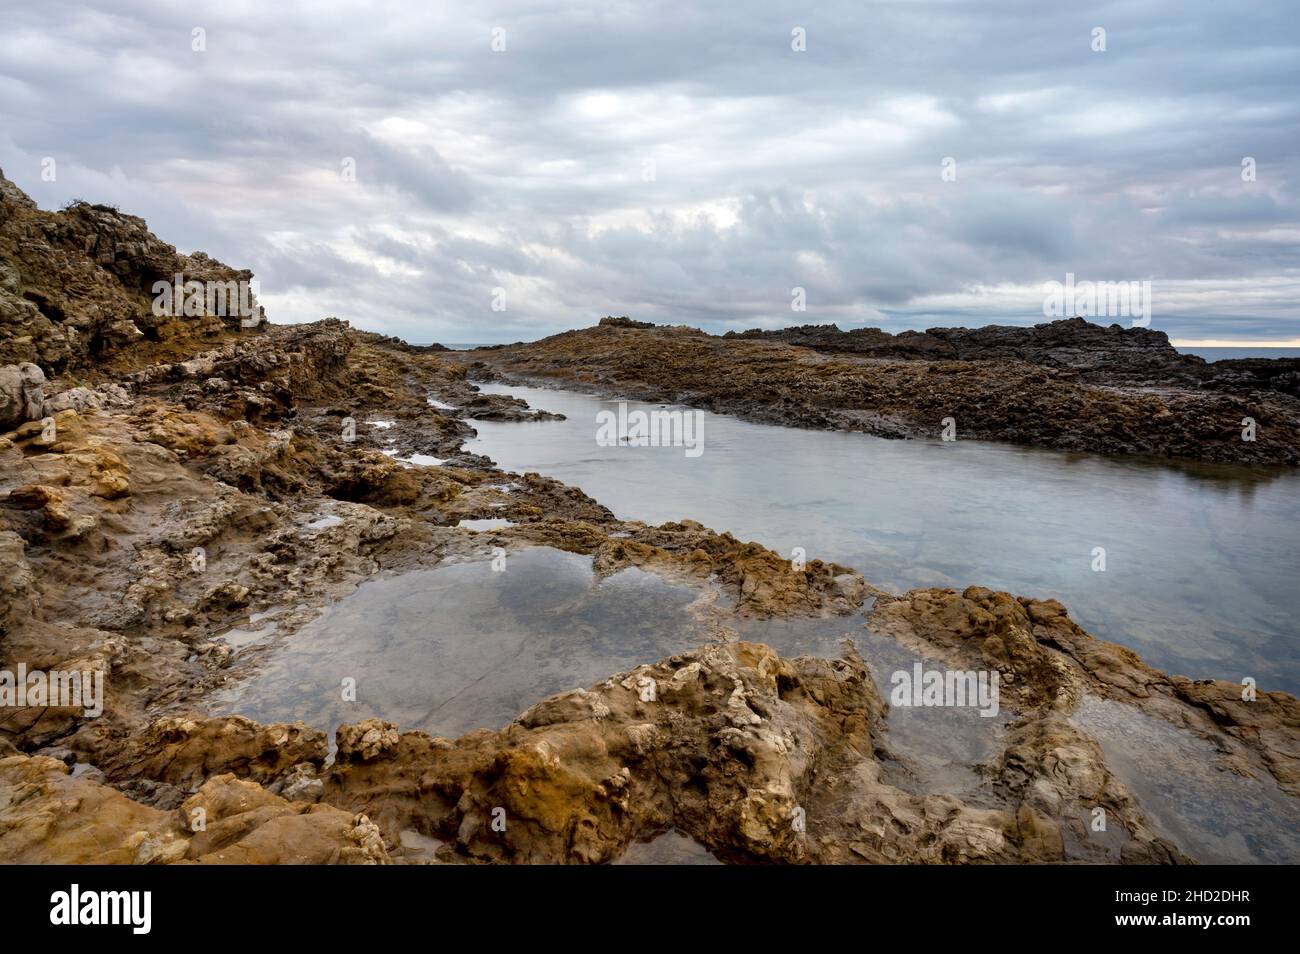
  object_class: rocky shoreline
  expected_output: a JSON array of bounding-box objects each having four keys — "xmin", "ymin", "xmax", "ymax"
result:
[
  {"xmin": 2, "ymin": 171, "xmax": 1299, "ymax": 864},
  {"xmin": 458, "ymin": 316, "xmax": 1300, "ymax": 465}
]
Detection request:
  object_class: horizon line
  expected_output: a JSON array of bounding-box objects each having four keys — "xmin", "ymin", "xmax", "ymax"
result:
[
  {"xmin": 1170, "ymin": 339, "xmax": 1300, "ymax": 348},
  {"xmin": 427, "ymin": 334, "xmax": 1300, "ymax": 349}
]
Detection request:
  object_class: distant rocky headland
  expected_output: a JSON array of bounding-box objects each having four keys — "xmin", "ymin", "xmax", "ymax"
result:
[
  {"xmin": 2, "ymin": 170, "xmax": 1298, "ymax": 865},
  {"xmin": 460, "ymin": 315, "xmax": 1300, "ymax": 465}
]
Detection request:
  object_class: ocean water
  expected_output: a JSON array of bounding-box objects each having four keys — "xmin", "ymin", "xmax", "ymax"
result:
[
  {"xmin": 466, "ymin": 382, "xmax": 1300, "ymax": 695},
  {"xmin": 1179, "ymin": 347, "xmax": 1300, "ymax": 362}
]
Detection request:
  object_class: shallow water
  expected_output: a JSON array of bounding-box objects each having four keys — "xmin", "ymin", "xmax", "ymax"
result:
[
  {"xmin": 212, "ymin": 548, "xmax": 714, "ymax": 738},
  {"xmin": 731, "ymin": 612, "xmax": 1010, "ymax": 800},
  {"xmin": 466, "ymin": 383, "xmax": 1300, "ymax": 695},
  {"xmin": 1072, "ymin": 696, "xmax": 1300, "ymax": 863},
  {"xmin": 219, "ymin": 622, "xmax": 277, "ymax": 649},
  {"xmin": 1181, "ymin": 347, "xmax": 1300, "ymax": 362},
  {"xmin": 612, "ymin": 830, "xmax": 720, "ymax": 865}
]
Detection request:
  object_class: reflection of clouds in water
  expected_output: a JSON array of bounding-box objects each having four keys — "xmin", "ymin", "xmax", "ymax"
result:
[
  {"xmin": 213, "ymin": 548, "xmax": 710, "ymax": 739},
  {"xmin": 210, "ymin": 543, "xmax": 1300, "ymax": 863},
  {"xmin": 735, "ymin": 612, "xmax": 1300, "ymax": 862},
  {"xmin": 1073, "ymin": 696, "xmax": 1300, "ymax": 864},
  {"xmin": 468, "ymin": 383, "xmax": 1300, "ymax": 694}
]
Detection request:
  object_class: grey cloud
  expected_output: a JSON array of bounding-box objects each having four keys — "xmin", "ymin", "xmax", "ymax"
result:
[{"xmin": 0, "ymin": 0, "xmax": 1297, "ymax": 344}]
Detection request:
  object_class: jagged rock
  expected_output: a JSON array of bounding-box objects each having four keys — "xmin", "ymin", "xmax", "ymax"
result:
[
  {"xmin": 598, "ymin": 315, "xmax": 656, "ymax": 329},
  {"xmin": 0, "ymin": 362, "xmax": 45, "ymax": 429},
  {"xmin": 724, "ymin": 317, "xmax": 1196, "ymax": 382},
  {"xmin": 271, "ymin": 763, "xmax": 325, "ymax": 803},
  {"xmin": 315, "ymin": 640, "xmax": 1190, "ymax": 865},
  {"xmin": 0, "ymin": 755, "xmax": 389, "ymax": 864},
  {"xmin": 0, "ymin": 530, "xmax": 36, "ymax": 627},
  {"xmin": 41, "ymin": 384, "xmax": 128, "ymax": 416},
  {"xmin": 87, "ymin": 716, "xmax": 328, "ymax": 793},
  {"xmin": 0, "ymin": 168, "xmax": 263, "ymax": 372},
  {"xmin": 336, "ymin": 720, "xmax": 401, "ymax": 762}
]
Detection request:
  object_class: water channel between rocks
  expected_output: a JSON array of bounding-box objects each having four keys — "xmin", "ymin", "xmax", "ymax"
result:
[
  {"xmin": 213, "ymin": 381, "xmax": 1300, "ymax": 863},
  {"xmin": 466, "ymin": 382, "xmax": 1300, "ymax": 696}
]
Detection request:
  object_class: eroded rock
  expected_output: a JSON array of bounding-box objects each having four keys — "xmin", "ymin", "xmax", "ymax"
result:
[{"xmin": 0, "ymin": 362, "xmax": 45, "ymax": 429}]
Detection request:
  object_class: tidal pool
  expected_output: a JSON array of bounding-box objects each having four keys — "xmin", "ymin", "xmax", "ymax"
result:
[
  {"xmin": 1072, "ymin": 696, "xmax": 1300, "ymax": 863},
  {"xmin": 212, "ymin": 548, "xmax": 714, "ymax": 738},
  {"xmin": 732, "ymin": 611, "xmax": 1011, "ymax": 801},
  {"xmin": 466, "ymin": 382, "xmax": 1300, "ymax": 695}
]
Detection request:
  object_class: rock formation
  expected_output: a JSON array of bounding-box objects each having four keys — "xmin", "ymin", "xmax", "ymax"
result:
[
  {"xmin": 0, "ymin": 167, "xmax": 263, "ymax": 373},
  {"xmin": 463, "ymin": 319, "xmax": 1300, "ymax": 464},
  {"xmin": 1, "ymin": 172, "xmax": 1297, "ymax": 866}
]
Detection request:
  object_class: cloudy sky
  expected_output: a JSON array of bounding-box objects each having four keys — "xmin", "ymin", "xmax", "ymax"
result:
[{"xmin": 2, "ymin": 0, "xmax": 1298, "ymax": 344}]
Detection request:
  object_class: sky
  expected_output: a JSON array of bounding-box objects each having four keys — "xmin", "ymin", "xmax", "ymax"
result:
[{"xmin": 1, "ymin": 0, "xmax": 1298, "ymax": 345}]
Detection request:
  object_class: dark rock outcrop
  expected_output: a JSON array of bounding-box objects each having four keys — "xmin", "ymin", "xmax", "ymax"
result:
[
  {"xmin": 599, "ymin": 315, "xmax": 657, "ymax": 329},
  {"xmin": 468, "ymin": 319, "xmax": 1300, "ymax": 465},
  {"xmin": 0, "ymin": 168, "xmax": 263, "ymax": 373},
  {"xmin": 724, "ymin": 317, "xmax": 1194, "ymax": 380},
  {"xmin": 725, "ymin": 317, "xmax": 1300, "ymax": 397}
]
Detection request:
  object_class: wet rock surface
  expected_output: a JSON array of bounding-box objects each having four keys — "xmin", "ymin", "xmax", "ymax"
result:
[{"xmin": 1, "ymin": 177, "xmax": 1297, "ymax": 864}]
